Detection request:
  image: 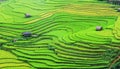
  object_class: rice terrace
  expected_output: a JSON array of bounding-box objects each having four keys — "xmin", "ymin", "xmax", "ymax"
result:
[{"xmin": 0, "ymin": 0, "xmax": 120, "ymax": 69}]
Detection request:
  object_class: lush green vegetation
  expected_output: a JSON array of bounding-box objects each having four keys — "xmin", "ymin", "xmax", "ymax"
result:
[{"xmin": 0, "ymin": 0, "xmax": 120, "ymax": 69}]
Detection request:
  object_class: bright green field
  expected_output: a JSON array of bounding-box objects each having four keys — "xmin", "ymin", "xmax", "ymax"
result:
[{"xmin": 0, "ymin": 0, "xmax": 120, "ymax": 69}]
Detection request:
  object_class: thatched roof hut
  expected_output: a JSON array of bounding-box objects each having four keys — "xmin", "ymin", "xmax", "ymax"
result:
[{"xmin": 96, "ymin": 26, "xmax": 103, "ymax": 31}]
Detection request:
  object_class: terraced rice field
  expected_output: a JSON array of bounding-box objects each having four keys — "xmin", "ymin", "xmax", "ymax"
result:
[{"xmin": 0, "ymin": 0, "xmax": 120, "ymax": 69}]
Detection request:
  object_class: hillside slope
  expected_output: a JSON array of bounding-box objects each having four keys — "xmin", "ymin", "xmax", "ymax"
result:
[{"xmin": 0, "ymin": 0, "xmax": 120, "ymax": 69}]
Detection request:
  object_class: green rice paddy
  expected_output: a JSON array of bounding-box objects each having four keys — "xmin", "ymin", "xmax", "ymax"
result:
[{"xmin": 0, "ymin": 0, "xmax": 120, "ymax": 69}]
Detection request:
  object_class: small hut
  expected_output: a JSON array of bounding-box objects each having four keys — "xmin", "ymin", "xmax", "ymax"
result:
[
  {"xmin": 96, "ymin": 26, "xmax": 103, "ymax": 31},
  {"xmin": 24, "ymin": 13, "xmax": 31, "ymax": 18},
  {"xmin": 22, "ymin": 32, "xmax": 32, "ymax": 37}
]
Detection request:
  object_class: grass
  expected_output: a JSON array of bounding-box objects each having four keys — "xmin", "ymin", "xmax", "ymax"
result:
[
  {"xmin": 0, "ymin": 0, "xmax": 120, "ymax": 69},
  {"xmin": 0, "ymin": 50, "xmax": 32, "ymax": 69}
]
